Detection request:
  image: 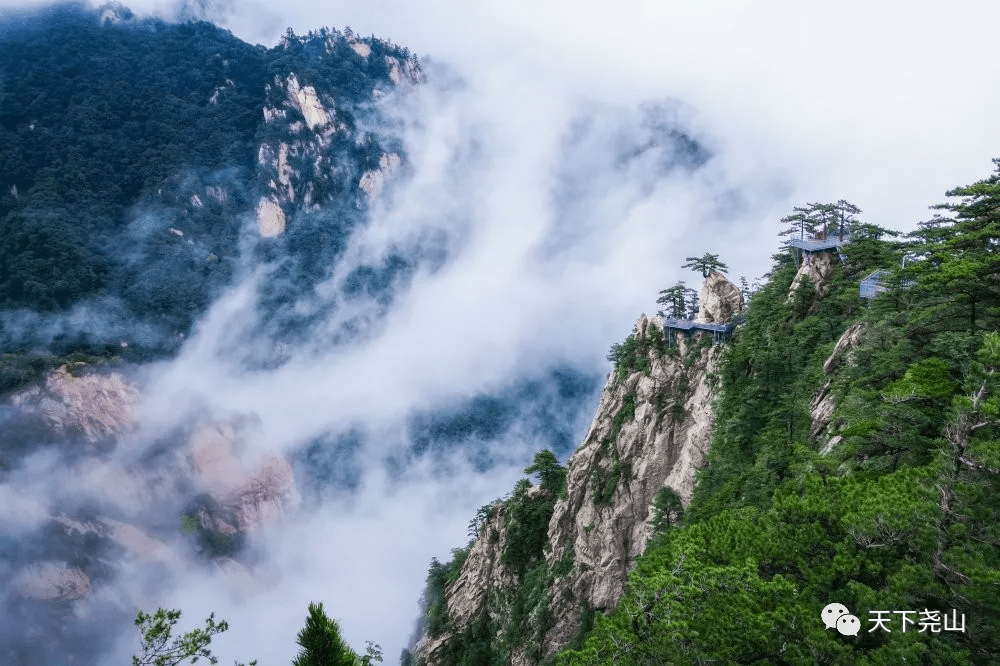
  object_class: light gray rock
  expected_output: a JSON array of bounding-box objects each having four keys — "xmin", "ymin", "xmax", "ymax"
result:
[
  {"xmin": 10, "ymin": 364, "xmax": 138, "ymax": 443},
  {"xmin": 697, "ymin": 271, "xmax": 744, "ymax": 323},
  {"xmin": 823, "ymin": 322, "xmax": 866, "ymax": 375},
  {"xmin": 13, "ymin": 561, "xmax": 91, "ymax": 601},
  {"xmin": 787, "ymin": 250, "xmax": 838, "ymax": 302},
  {"xmin": 810, "ymin": 322, "xmax": 866, "ymax": 445},
  {"xmin": 543, "ymin": 315, "xmax": 721, "ymax": 653},
  {"xmin": 413, "ymin": 315, "xmax": 722, "ymax": 664}
]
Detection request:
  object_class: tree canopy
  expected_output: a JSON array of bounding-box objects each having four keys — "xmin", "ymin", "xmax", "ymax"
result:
[{"xmin": 681, "ymin": 252, "xmax": 728, "ymax": 278}]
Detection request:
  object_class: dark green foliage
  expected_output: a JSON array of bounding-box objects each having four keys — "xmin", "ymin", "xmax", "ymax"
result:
[
  {"xmin": 557, "ymin": 170, "xmax": 1000, "ymax": 664},
  {"xmin": 132, "ymin": 608, "xmax": 255, "ymax": 666},
  {"xmin": 0, "ymin": 6, "xmax": 415, "ymax": 359},
  {"xmin": 424, "ymin": 547, "xmax": 472, "ymax": 638},
  {"xmin": 524, "ymin": 449, "xmax": 568, "ymax": 497},
  {"xmin": 780, "ymin": 199, "xmax": 860, "ymax": 240},
  {"xmin": 502, "ymin": 481, "xmax": 556, "ymax": 575},
  {"xmin": 900, "ymin": 158, "xmax": 1000, "ymax": 332},
  {"xmin": 681, "ymin": 252, "xmax": 728, "ymax": 278},
  {"xmin": 650, "ymin": 486, "xmax": 683, "ymax": 537},
  {"xmin": 589, "ymin": 459, "xmax": 623, "ymax": 507},
  {"xmin": 609, "ymin": 324, "xmax": 668, "ymax": 384},
  {"xmin": 0, "ymin": 351, "xmax": 117, "ymax": 395},
  {"xmin": 292, "ymin": 602, "xmax": 357, "ymax": 666},
  {"xmin": 0, "ymin": 7, "xmax": 268, "ymax": 316},
  {"xmin": 656, "ymin": 281, "xmax": 688, "ymax": 318}
]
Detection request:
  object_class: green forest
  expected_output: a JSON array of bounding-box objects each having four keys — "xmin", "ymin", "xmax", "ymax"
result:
[
  {"xmin": 415, "ymin": 160, "xmax": 1000, "ymax": 665},
  {"xmin": 0, "ymin": 3, "xmax": 412, "ymax": 363}
]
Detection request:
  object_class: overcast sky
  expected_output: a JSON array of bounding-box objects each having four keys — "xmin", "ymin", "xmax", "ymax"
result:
[{"xmin": 4, "ymin": 1, "xmax": 1000, "ymax": 664}]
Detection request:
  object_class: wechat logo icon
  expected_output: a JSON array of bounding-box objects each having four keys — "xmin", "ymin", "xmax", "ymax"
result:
[{"xmin": 823, "ymin": 603, "xmax": 860, "ymax": 636}]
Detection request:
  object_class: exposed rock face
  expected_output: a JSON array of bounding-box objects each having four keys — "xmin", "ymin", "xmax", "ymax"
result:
[
  {"xmin": 697, "ymin": 271, "xmax": 744, "ymax": 323},
  {"xmin": 10, "ymin": 365, "xmax": 138, "ymax": 443},
  {"xmin": 386, "ymin": 55, "xmax": 424, "ymax": 87},
  {"xmin": 418, "ymin": 501, "xmax": 518, "ymax": 661},
  {"xmin": 284, "ymin": 73, "xmax": 331, "ymax": 130},
  {"xmin": 13, "ymin": 561, "xmax": 91, "ymax": 601},
  {"xmin": 186, "ymin": 422, "xmax": 298, "ymax": 533},
  {"xmin": 359, "ymin": 152, "xmax": 402, "ymax": 199},
  {"xmin": 349, "ymin": 41, "xmax": 372, "ymax": 58},
  {"xmin": 810, "ymin": 322, "xmax": 866, "ymax": 449},
  {"xmin": 414, "ymin": 315, "xmax": 722, "ymax": 664},
  {"xmin": 252, "ymin": 59, "xmax": 419, "ymax": 237},
  {"xmin": 256, "ymin": 197, "xmax": 286, "ymax": 237},
  {"xmin": 788, "ymin": 250, "xmax": 838, "ymax": 301},
  {"xmin": 6, "ymin": 365, "xmax": 297, "ymax": 609},
  {"xmin": 823, "ymin": 322, "xmax": 866, "ymax": 374},
  {"xmin": 543, "ymin": 316, "xmax": 720, "ymax": 653}
]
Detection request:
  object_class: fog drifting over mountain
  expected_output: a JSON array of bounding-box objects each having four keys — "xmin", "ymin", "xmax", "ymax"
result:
[{"xmin": 1, "ymin": 1, "xmax": 999, "ymax": 664}]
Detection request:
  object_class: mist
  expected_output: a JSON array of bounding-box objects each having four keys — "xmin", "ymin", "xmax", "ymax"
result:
[{"xmin": 2, "ymin": 1, "xmax": 999, "ymax": 664}]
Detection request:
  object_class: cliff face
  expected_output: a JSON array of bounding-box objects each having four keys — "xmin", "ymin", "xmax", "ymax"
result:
[
  {"xmin": 810, "ymin": 321, "xmax": 866, "ymax": 453},
  {"xmin": 697, "ymin": 270, "xmax": 744, "ymax": 323},
  {"xmin": 413, "ymin": 274, "xmax": 744, "ymax": 665},
  {"xmin": 4, "ymin": 366, "xmax": 298, "ymax": 605},
  {"xmin": 542, "ymin": 315, "xmax": 721, "ymax": 654},
  {"xmin": 787, "ymin": 250, "xmax": 838, "ymax": 300}
]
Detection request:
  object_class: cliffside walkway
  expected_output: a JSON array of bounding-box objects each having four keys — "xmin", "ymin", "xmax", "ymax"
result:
[
  {"xmin": 786, "ymin": 233, "xmax": 850, "ymax": 265},
  {"xmin": 663, "ymin": 315, "xmax": 743, "ymax": 346}
]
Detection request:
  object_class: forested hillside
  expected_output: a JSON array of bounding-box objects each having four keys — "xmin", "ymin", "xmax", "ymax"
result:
[
  {"xmin": 0, "ymin": 2, "xmax": 414, "ymax": 368},
  {"xmin": 413, "ymin": 164, "xmax": 1000, "ymax": 665}
]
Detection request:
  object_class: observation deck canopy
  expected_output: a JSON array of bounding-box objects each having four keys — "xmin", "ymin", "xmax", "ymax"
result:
[{"xmin": 662, "ymin": 316, "xmax": 741, "ymax": 346}]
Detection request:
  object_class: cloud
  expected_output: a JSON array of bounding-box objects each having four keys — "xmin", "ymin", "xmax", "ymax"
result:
[{"xmin": 4, "ymin": 1, "xmax": 1000, "ymax": 663}]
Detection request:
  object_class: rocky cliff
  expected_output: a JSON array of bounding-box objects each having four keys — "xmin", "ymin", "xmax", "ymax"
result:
[
  {"xmin": 3, "ymin": 364, "xmax": 297, "ymax": 607},
  {"xmin": 412, "ymin": 274, "xmax": 744, "ymax": 665}
]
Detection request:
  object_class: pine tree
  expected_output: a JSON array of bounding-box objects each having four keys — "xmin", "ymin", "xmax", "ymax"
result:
[
  {"xmin": 656, "ymin": 281, "xmax": 687, "ymax": 318},
  {"xmin": 292, "ymin": 603, "xmax": 357, "ymax": 666},
  {"xmin": 904, "ymin": 158, "xmax": 1000, "ymax": 331},
  {"xmin": 681, "ymin": 253, "xmax": 728, "ymax": 278}
]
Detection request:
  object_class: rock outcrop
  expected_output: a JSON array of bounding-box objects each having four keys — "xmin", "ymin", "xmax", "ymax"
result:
[
  {"xmin": 697, "ymin": 270, "xmax": 744, "ymax": 323},
  {"xmin": 787, "ymin": 250, "xmax": 838, "ymax": 301},
  {"xmin": 5, "ymin": 364, "xmax": 298, "ymax": 607},
  {"xmin": 253, "ymin": 53, "xmax": 421, "ymax": 237},
  {"xmin": 413, "ymin": 308, "xmax": 724, "ymax": 664},
  {"xmin": 13, "ymin": 561, "xmax": 91, "ymax": 601},
  {"xmin": 417, "ymin": 500, "xmax": 518, "ymax": 660},
  {"xmin": 810, "ymin": 322, "xmax": 866, "ymax": 451},
  {"xmin": 10, "ymin": 364, "xmax": 138, "ymax": 443},
  {"xmin": 542, "ymin": 315, "xmax": 720, "ymax": 653}
]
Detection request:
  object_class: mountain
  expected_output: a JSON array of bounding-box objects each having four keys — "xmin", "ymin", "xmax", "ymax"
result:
[
  {"xmin": 405, "ymin": 180, "xmax": 1000, "ymax": 664},
  {"xmin": 3, "ymin": 4, "xmax": 999, "ymax": 665},
  {"xmin": 0, "ymin": 6, "xmax": 617, "ymax": 664},
  {"xmin": 0, "ymin": 1, "xmax": 419, "ymax": 366}
]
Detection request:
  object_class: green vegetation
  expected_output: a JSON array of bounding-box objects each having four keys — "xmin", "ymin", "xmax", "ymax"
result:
[
  {"xmin": 292, "ymin": 602, "xmax": 359, "ymax": 666},
  {"xmin": 414, "ymin": 452, "xmax": 570, "ymax": 665},
  {"xmin": 681, "ymin": 252, "xmax": 728, "ymax": 278},
  {"xmin": 556, "ymin": 164, "xmax": 1000, "ymax": 664},
  {"xmin": 780, "ymin": 200, "xmax": 861, "ymax": 240},
  {"xmin": 132, "ymin": 608, "xmax": 256, "ymax": 666},
  {"xmin": 0, "ymin": 5, "xmax": 413, "ymax": 355},
  {"xmin": 606, "ymin": 324, "xmax": 668, "ymax": 384},
  {"xmin": 132, "ymin": 603, "xmax": 381, "ymax": 666},
  {"xmin": 0, "ymin": 351, "xmax": 118, "ymax": 394},
  {"xmin": 656, "ymin": 280, "xmax": 698, "ymax": 319}
]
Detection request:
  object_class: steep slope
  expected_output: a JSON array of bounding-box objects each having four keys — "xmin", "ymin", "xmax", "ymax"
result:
[
  {"xmin": 0, "ymin": 4, "xmax": 420, "ymax": 362},
  {"xmin": 409, "ymin": 274, "xmax": 744, "ymax": 666}
]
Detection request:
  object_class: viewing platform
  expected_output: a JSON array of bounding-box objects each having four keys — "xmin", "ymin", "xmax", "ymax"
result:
[
  {"xmin": 663, "ymin": 316, "xmax": 741, "ymax": 346},
  {"xmin": 860, "ymin": 270, "xmax": 889, "ymax": 299},
  {"xmin": 786, "ymin": 233, "xmax": 850, "ymax": 266}
]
